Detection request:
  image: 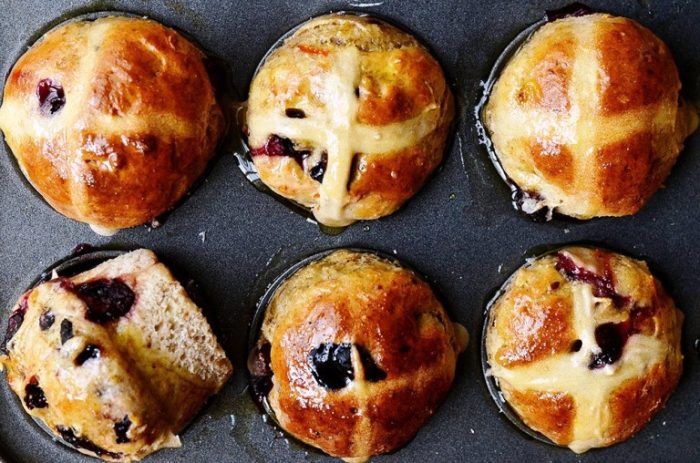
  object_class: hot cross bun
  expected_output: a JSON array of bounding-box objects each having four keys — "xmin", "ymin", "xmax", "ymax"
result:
[
  {"xmin": 0, "ymin": 17, "xmax": 226, "ymax": 235},
  {"xmin": 483, "ymin": 13, "xmax": 698, "ymax": 218},
  {"xmin": 248, "ymin": 250, "xmax": 468, "ymax": 462},
  {"xmin": 246, "ymin": 14, "xmax": 454, "ymax": 227},
  {"xmin": 485, "ymin": 246, "xmax": 683, "ymax": 452},
  {"xmin": 0, "ymin": 249, "xmax": 232, "ymax": 461}
]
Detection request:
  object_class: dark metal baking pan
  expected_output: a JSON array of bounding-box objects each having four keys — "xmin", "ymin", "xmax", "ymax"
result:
[{"xmin": 0, "ymin": 1, "xmax": 698, "ymax": 462}]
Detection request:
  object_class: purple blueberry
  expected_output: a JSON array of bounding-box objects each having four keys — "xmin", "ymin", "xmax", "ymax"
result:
[
  {"xmin": 74, "ymin": 344, "xmax": 101, "ymax": 366},
  {"xmin": 60, "ymin": 319, "xmax": 74, "ymax": 344},
  {"xmin": 309, "ymin": 343, "xmax": 354, "ymax": 390},
  {"xmin": 248, "ymin": 342, "xmax": 273, "ymax": 407},
  {"xmin": 56, "ymin": 426, "xmax": 121, "ymax": 459},
  {"xmin": 114, "ymin": 415, "xmax": 131, "ymax": 444},
  {"xmin": 37, "ymin": 79, "xmax": 66, "ymax": 115},
  {"xmin": 250, "ymin": 134, "xmax": 311, "ymax": 167},
  {"xmin": 39, "ymin": 310, "xmax": 55, "ymax": 331},
  {"xmin": 24, "ymin": 380, "xmax": 48, "ymax": 409},
  {"xmin": 1, "ymin": 296, "xmax": 29, "ymax": 354},
  {"xmin": 555, "ymin": 252, "xmax": 630, "ymax": 307},
  {"xmin": 73, "ymin": 279, "xmax": 135, "ymax": 324}
]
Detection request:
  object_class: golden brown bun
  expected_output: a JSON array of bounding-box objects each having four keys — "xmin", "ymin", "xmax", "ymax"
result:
[
  {"xmin": 246, "ymin": 14, "xmax": 454, "ymax": 227},
  {"xmin": 485, "ymin": 246, "xmax": 683, "ymax": 452},
  {"xmin": 0, "ymin": 250, "xmax": 232, "ymax": 462},
  {"xmin": 0, "ymin": 17, "xmax": 225, "ymax": 234},
  {"xmin": 483, "ymin": 13, "xmax": 698, "ymax": 218},
  {"xmin": 256, "ymin": 250, "xmax": 467, "ymax": 461}
]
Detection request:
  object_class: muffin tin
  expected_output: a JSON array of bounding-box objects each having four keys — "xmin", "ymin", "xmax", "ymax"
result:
[{"xmin": 1, "ymin": 0, "xmax": 699, "ymax": 462}]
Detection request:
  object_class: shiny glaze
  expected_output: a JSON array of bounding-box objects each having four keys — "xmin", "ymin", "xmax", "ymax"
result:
[
  {"xmin": 246, "ymin": 14, "xmax": 454, "ymax": 227},
  {"xmin": 0, "ymin": 17, "xmax": 225, "ymax": 231},
  {"xmin": 257, "ymin": 250, "xmax": 465, "ymax": 460},
  {"xmin": 486, "ymin": 246, "xmax": 683, "ymax": 452},
  {"xmin": 481, "ymin": 13, "xmax": 698, "ymax": 219}
]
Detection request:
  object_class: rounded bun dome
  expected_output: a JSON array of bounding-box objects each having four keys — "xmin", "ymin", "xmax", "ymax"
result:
[
  {"xmin": 0, "ymin": 16, "xmax": 226, "ymax": 234},
  {"xmin": 483, "ymin": 13, "xmax": 697, "ymax": 219},
  {"xmin": 246, "ymin": 14, "xmax": 454, "ymax": 227},
  {"xmin": 485, "ymin": 246, "xmax": 683, "ymax": 452},
  {"xmin": 249, "ymin": 249, "xmax": 468, "ymax": 461}
]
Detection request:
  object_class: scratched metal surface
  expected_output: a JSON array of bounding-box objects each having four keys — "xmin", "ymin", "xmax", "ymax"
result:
[{"xmin": 0, "ymin": 0, "xmax": 698, "ymax": 462}]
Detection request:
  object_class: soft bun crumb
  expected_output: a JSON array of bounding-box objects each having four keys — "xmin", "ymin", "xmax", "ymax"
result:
[{"xmin": 0, "ymin": 249, "xmax": 232, "ymax": 461}]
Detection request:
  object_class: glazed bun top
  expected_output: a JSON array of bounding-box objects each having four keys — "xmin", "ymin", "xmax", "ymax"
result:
[
  {"xmin": 253, "ymin": 250, "xmax": 467, "ymax": 462},
  {"xmin": 0, "ymin": 16, "xmax": 225, "ymax": 235},
  {"xmin": 486, "ymin": 246, "xmax": 683, "ymax": 453},
  {"xmin": 483, "ymin": 13, "xmax": 698, "ymax": 219},
  {"xmin": 247, "ymin": 14, "xmax": 454, "ymax": 227}
]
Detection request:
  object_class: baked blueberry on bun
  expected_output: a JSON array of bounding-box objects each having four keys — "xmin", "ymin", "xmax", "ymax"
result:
[
  {"xmin": 485, "ymin": 246, "xmax": 683, "ymax": 452},
  {"xmin": 482, "ymin": 12, "xmax": 697, "ymax": 218},
  {"xmin": 249, "ymin": 249, "xmax": 468, "ymax": 461},
  {"xmin": 0, "ymin": 249, "xmax": 232, "ymax": 461},
  {"xmin": 0, "ymin": 17, "xmax": 226, "ymax": 235},
  {"xmin": 246, "ymin": 14, "xmax": 454, "ymax": 227}
]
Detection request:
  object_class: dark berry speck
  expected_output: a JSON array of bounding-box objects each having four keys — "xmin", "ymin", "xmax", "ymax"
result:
[
  {"xmin": 285, "ymin": 108, "xmax": 306, "ymax": 118},
  {"xmin": 74, "ymin": 279, "xmax": 135, "ymax": 324},
  {"xmin": 589, "ymin": 322, "xmax": 626, "ymax": 369},
  {"xmin": 250, "ymin": 134, "xmax": 311, "ymax": 168},
  {"xmin": 570, "ymin": 339, "xmax": 582, "ymax": 352},
  {"xmin": 309, "ymin": 152, "xmax": 328, "ymax": 183},
  {"xmin": 309, "ymin": 343, "xmax": 354, "ymax": 390},
  {"xmin": 248, "ymin": 342, "xmax": 273, "ymax": 408},
  {"xmin": 545, "ymin": 2, "xmax": 593, "ymax": 22},
  {"xmin": 39, "ymin": 310, "xmax": 55, "ymax": 331},
  {"xmin": 356, "ymin": 345, "xmax": 387, "ymax": 382},
  {"xmin": 114, "ymin": 415, "xmax": 131, "ymax": 444},
  {"xmin": 1, "ymin": 296, "xmax": 29, "ymax": 355},
  {"xmin": 37, "ymin": 78, "xmax": 66, "ymax": 115},
  {"xmin": 74, "ymin": 344, "xmax": 101, "ymax": 366},
  {"xmin": 60, "ymin": 319, "xmax": 74, "ymax": 344},
  {"xmin": 24, "ymin": 379, "xmax": 48, "ymax": 409},
  {"xmin": 57, "ymin": 426, "xmax": 121, "ymax": 459}
]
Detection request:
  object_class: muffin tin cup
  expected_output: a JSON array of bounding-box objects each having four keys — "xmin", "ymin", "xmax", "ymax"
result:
[
  {"xmin": 245, "ymin": 247, "xmax": 397, "ymax": 457},
  {"xmin": 246, "ymin": 246, "xmax": 457, "ymax": 438},
  {"xmin": 235, "ymin": 10, "xmax": 459, "ymax": 235},
  {"xmin": 479, "ymin": 242, "xmax": 675, "ymax": 450},
  {"xmin": 2, "ymin": 9, "xmax": 240, "ymax": 232},
  {"xmin": 0, "ymin": 246, "xmax": 218, "ymax": 458}
]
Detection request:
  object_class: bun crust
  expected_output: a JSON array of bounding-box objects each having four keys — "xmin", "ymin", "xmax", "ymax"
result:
[
  {"xmin": 0, "ymin": 250, "xmax": 232, "ymax": 462},
  {"xmin": 486, "ymin": 246, "xmax": 683, "ymax": 452},
  {"xmin": 247, "ymin": 14, "xmax": 454, "ymax": 227},
  {"xmin": 0, "ymin": 17, "xmax": 225, "ymax": 233},
  {"xmin": 256, "ymin": 250, "xmax": 467, "ymax": 461},
  {"xmin": 483, "ymin": 13, "xmax": 698, "ymax": 218}
]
